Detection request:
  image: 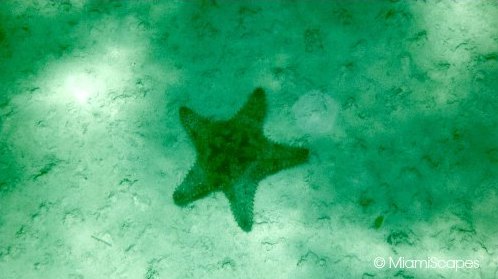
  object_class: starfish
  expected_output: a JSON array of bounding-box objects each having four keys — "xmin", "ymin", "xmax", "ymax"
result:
[{"xmin": 173, "ymin": 87, "xmax": 309, "ymax": 232}]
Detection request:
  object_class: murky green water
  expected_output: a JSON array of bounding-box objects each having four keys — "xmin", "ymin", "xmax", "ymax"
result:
[{"xmin": 1, "ymin": 1, "xmax": 497, "ymax": 278}]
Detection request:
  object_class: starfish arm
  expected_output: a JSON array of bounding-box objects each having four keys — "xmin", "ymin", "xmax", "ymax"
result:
[
  {"xmin": 234, "ymin": 87, "xmax": 266, "ymax": 128},
  {"xmin": 173, "ymin": 162, "xmax": 214, "ymax": 206},
  {"xmin": 260, "ymin": 142, "xmax": 310, "ymax": 175},
  {"xmin": 223, "ymin": 174, "xmax": 259, "ymax": 232},
  {"xmin": 179, "ymin": 106, "xmax": 210, "ymax": 140}
]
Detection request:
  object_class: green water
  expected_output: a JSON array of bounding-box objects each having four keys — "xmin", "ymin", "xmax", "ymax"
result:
[{"xmin": 1, "ymin": 1, "xmax": 497, "ymax": 278}]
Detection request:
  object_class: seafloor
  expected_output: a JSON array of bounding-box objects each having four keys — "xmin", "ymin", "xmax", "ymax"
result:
[{"xmin": 1, "ymin": 1, "xmax": 498, "ymax": 278}]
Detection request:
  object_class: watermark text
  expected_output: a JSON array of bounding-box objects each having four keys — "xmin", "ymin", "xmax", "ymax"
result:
[{"xmin": 373, "ymin": 256, "xmax": 479, "ymax": 271}]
